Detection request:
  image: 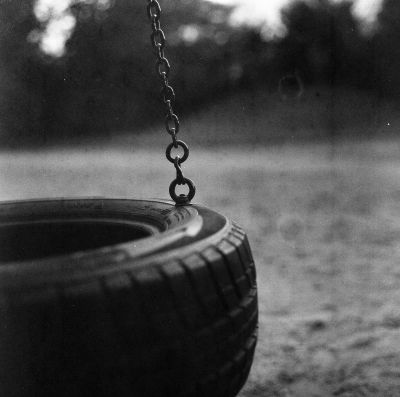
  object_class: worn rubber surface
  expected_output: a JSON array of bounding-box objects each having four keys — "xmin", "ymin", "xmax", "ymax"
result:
[{"xmin": 0, "ymin": 198, "xmax": 257, "ymax": 397}]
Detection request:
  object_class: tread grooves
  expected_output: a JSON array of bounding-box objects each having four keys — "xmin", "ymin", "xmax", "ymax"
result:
[
  {"xmin": 231, "ymin": 227, "xmax": 254, "ymax": 262},
  {"xmin": 98, "ymin": 277, "xmax": 137, "ymax": 394},
  {"xmin": 224, "ymin": 236, "xmax": 254, "ymax": 288},
  {"xmin": 125, "ymin": 271, "xmax": 155, "ymax": 329},
  {"xmin": 180, "ymin": 259, "xmax": 212, "ymax": 320},
  {"xmin": 195, "ymin": 331, "xmax": 258, "ymax": 397},
  {"xmin": 158, "ymin": 265, "xmax": 191, "ymax": 329},
  {"xmin": 231, "ymin": 225, "xmax": 245, "ymax": 237},
  {"xmin": 6, "ymin": 205, "xmax": 257, "ymax": 397},
  {"xmin": 198, "ymin": 252, "xmax": 230, "ymax": 311},
  {"xmin": 99, "ymin": 277, "xmax": 130, "ymax": 347},
  {"xmin": 222, "ymin": 303, "xmax": 258, "ymax": 352},
  {"xmin": 214, "ymin": 246, "xmax": 243, "ymax": 300}
]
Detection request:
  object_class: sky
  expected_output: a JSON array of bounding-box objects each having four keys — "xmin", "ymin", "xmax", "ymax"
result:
[{"xmin": 34, "ymin": 0, "xmax": 384, "ymax": 57}]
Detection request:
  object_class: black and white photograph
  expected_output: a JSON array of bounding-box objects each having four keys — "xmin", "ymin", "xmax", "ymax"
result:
[{"xmin": 1, "ymin": 0, "xmax": 400, "ymax": 396}]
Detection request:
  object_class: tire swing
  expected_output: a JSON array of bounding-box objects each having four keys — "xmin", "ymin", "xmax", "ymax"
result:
[{"xmin": 0, "ymin": 2, "xmax": 258, "ymax": 397}]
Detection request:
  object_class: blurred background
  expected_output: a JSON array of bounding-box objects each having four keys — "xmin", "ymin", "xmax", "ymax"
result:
[
  {"xmin": 1, "ymin": 0, "xmax": 399, "ymax": 146},
  {"xmin": 3, "ymin": 0, "xmax": 400, "ymax": 395}
]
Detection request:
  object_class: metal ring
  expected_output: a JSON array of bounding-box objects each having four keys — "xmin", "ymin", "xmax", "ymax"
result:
[
  {"xmin": 156, "ymin": 57, "xmax": 170, "ymax": 78},
  {"xmin": 160, "ymin": 85, "xmax": 175, "ymax": 104},
  {"xmin": 147, "ymin": 0, "xmax": 161, "ymax": 22},
  {"xmin": 166, "ymin": 140, "xmax": 188, "ymax": 164},
  {"xmin": 169, "ymin": 177, "xmax": 196, "ymax": 205},
  {"xmin": 165, "ymin": 113, "xmax": 179, "ymax": 135},
  {"xmin": 171, "ymin": 132, "xmax": 178, "ymax": 148},
  {"xmin": 151, "ymin": 29, "xmax": 165, "ymax": 50}
]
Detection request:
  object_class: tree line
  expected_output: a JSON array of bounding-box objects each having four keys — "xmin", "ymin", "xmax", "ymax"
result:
[{"xmin": 0, "ymin": 0, "xmax": 399, "ymax": 146}]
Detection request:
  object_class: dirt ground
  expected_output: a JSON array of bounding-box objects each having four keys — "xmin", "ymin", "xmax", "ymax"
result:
[{"xmin": 2, "ymin": 139, "xmax": 400, "ymax": 396}]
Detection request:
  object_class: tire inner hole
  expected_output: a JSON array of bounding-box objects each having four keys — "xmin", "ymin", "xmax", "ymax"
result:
[{"xmin": 0, "ymin": 220, "xmax": 152, "ymax": 262}]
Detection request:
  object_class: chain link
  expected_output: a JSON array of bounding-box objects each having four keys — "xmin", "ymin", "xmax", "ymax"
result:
[{"xmin": 147, "ymin": 0, "xmax": 195, "ymax": 205}]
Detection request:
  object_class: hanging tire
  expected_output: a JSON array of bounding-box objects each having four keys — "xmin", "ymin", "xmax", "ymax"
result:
[{"xmin": 0, "ymin": 198, "xmax": 257, "ymax": 397}]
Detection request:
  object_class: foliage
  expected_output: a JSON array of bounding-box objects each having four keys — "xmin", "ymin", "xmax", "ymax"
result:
[
  {"xmin": 0, "ymin": 0, "xmax": 400, "ymax": 145},
  {"xmin": 373, "ymin": 0, "xmax": 400, "ymax": 95},
  {"xmin": 275, "ymin": 0, "xmax": 374, "ymax": 88},
  {"xmin": 0, "ymin": 0, "xmax": 238, "ymax": 145},
  {"xmin": 274, "ymin": 0, "xmax": 400, "ymax": 96}
]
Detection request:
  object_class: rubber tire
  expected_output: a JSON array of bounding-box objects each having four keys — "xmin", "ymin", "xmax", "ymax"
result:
[{"xmin": 0, "ymin": 198, "xmax": 257, "ymax": 397}]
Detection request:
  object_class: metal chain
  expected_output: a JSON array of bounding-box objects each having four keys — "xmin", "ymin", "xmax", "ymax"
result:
[{"xmin": 146, "ymin": 0, "xmax": 196, "ymax": 205}]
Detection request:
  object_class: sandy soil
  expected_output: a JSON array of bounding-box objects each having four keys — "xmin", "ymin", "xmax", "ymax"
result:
[{"xmin": 2, "ymin": 139, "xmax": 400, "ymax": 396}]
